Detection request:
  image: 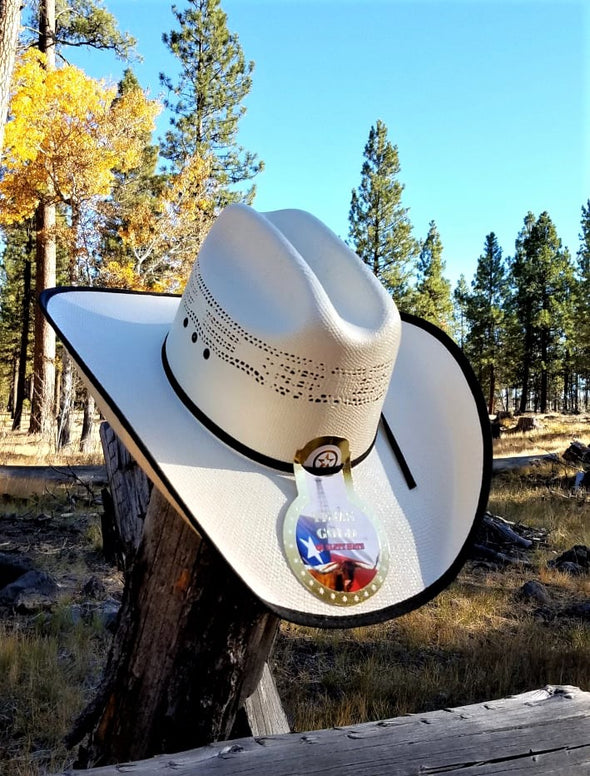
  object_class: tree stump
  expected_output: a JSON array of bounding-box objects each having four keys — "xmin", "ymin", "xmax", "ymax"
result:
[
  {"xmin": 514, "ymin": 416, "xmax": 540, "ymax": 433},
  {"xmin": 72, "ymin": 486, "xmax": 281, "ymax": 767},
  {"xmin": 69, "ymin": 423, "xmax": 286, "ymax": 767},
  {"xmin": 99, "ymin": 423, "xmax": 151, "ymax": 569}
]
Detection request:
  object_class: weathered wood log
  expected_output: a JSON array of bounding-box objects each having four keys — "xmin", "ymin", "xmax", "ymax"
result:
[
  {"xmin": 95, "ymin": 423, "xmax": 288, "ymax": 741},
  {"xmin": 243, "ymin": 663, "xmax": 289, "ymax": 737},
  {"xmin": 470, "ymin": 511, "xmax": 547, "ymax": 567},
  {"xmin": 492, "ymin": 453, "xmax": 558, "ymax": 473},
  {"xmin": 0, "ymin": 452, "xmax": 548, "ymax": 494},
  {"xmin": 99, "ymin": 423, "xmax": 151, "ymax": 569},
  {"xmin": 482, "ymin": 511, "xmax": 533, "ymax": 549},
  {"xmin": 69, "ymin": 487, "xmax": 281, "ymax": 767},
  {"xmin": 471, "ymin": 542, "xmax": 531, "ymax": 566},
  {"xmin": 55, "ymin": 685, "xmax": 590, "ymax": 775},
  {"xmin": 563, "ymin": 440, "xmax": 590, "ymax": 464}
]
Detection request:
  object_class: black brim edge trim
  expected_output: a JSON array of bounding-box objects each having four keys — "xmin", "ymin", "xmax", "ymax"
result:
[
  {"xmin": 161, "ymin": 336, "xmax": 375, "ymax": 473},
  {"xmin": 39, "ymin": 286, "xmax": 492, "ymax": 630}
]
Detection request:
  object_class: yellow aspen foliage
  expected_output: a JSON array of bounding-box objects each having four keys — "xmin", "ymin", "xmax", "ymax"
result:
[
  {"xmin": 112, "ymin": 154, "xmax": 214, "ymax": 291},
  {"xmin": 0, "ymin": 50, "xmax": 160, "ymax": 225}
]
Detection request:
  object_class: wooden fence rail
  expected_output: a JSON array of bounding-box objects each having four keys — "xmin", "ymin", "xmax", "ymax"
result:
[{"xmin": 55, "ymin": 685, "xmax": 590, "ymax": 775}]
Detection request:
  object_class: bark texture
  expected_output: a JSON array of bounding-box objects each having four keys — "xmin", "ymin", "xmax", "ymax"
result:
[
  {"xmin": 0, "ymin": 0, "xmax": 20, "ymax": 151},
  {"xmin": 75, "ymin": 487, "xmax": 280, "ymax": 767}
]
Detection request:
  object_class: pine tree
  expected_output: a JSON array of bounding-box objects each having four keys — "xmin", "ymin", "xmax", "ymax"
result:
[
  {"xmin": 575, "ymin": 200, "xmax": 590, "ymax": 408},
  {"xmin": 509, "ymin": 212, "xmax": 573, "ymax": 412},
  {"xmin": 102, "ymin": 70, "xmax": 213, "ymax": 291},
  {"xmin": 53, "ymin": 0, "xmax": 136, "ymax": 55},
  {"xmin": 160, "ymin": 0, "xmax": 262, "ymax": 208},
  {"xmin": 0, "ymin": 224, "xmax": 34, "ymax": 417},
  {"xmin": 348, "ymin": 120, "xmax": 419, "ymax": 304},
  {"xmin": 464, "ymin": 233, "xmax": 508, "ymax": 413},
  {"xmin": 453, "ymin": 274, "xmax": 470, "ymax": 348},
  {"xmin": 411, "ymin": 220, "xmax": 453, "ymax": 331},
  {"xmin": 22, "ymin": 0, "xmax": 136, "ymax": 56},
  {"xmin": 508, "ymin": 213, "xmax": 536, "ymax": 412},
  {"xmin": 99, "ymin": 69, "xmax": 163, "ymax": 279}
]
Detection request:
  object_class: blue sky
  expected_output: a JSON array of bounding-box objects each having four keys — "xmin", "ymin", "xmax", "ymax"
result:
[{"xmin": 70, "ymin": 0, "xmax": 588, "ymax": 287}]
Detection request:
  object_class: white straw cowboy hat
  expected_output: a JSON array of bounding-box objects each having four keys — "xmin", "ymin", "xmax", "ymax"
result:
[{"xmin": 41, "ymin": 204, "xmax": 491, "ymax": 627}]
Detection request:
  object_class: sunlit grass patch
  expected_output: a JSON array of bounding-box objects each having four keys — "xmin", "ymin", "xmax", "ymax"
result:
[
  {"xmin": 0, "ymin": 412, "xmax": 103, "ymax": 466},
  {"xmin": 274, "ymin": 581, "xmax": 590, "ymax": 732},
  {"xmin": 493, "ymin": 413, "xmax": 590, "ymax": 458}
]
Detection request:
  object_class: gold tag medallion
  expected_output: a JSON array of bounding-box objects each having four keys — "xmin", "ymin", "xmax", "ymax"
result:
[{"xmin": 283, "ymin": 437, "xmax": 389, "ymax": 606}]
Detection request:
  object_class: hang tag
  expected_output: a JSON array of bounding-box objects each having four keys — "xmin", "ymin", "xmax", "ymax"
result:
[{"xmin": 283, "ymin": 437, "xmax": 389, "ymax": 606}]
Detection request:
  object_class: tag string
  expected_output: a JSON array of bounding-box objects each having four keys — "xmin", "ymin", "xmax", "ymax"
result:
[{"xmin": 379, "ymin": 414, "xmax": 417, "ymax": 490}]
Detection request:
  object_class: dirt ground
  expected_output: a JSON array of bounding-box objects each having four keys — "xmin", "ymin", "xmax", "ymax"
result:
[{"xmin": 0, "ymin": 484, "xmax": 123, "ymax": 609}]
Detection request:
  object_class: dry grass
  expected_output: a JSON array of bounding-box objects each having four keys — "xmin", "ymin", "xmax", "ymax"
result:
[
  {"xmin": 0, "ymin": 412, "xmax": 103, "ymax": 466},
  {"xmin": 493, "ymin": 412, "xmax": 590, "ymax": 457},
  {"xmin": 274, "ymin": 569, "xmax": 590, "ymax": 731},
  {"xmin": 1, "ymin": 412, "xmax": 590, "ymax": 770}
]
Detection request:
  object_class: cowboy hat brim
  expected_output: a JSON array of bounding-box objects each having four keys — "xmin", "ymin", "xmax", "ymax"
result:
[{"xmin": 41, "ymin": 286, "xmax": 491, "ymax": 628}]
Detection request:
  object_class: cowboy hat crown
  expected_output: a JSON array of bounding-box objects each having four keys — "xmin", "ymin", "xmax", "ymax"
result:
[{"xmin": 164, "ymin": 204, "xmax": 401, "ymax": 467}]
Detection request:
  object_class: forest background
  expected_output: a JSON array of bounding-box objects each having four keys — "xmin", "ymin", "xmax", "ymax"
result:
[{"xmin": 0, "ymin": 0, "xmax": 588, "ymax": 449}]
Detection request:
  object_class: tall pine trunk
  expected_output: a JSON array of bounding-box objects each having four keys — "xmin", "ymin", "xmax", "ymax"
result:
[
  {"xmin": 29, "ymin": 202, "xmax": 56, "ymax": 436},
  {"xmin": 12, "ymin": 257, "xmax": 32, "ymax": 430},
  {"xmin": 57, "ymin": 201, "xmax": 83, "ymax": 450},
  {"xmin": 29, "ymin": 0, "xmax": 57, "ymax": 438},
  {"xmin": 488, "ymin": 363, "xmax": 495, "ymax": 414},
  {"xmin": 519, "ymin": 362, "xmax": 529, "ymax": 414},
  {"xmin": 8, "ymin": 355, "xmax": 17, "ymax": 415},
  {"xmin": 539, "ymin": 331, "xmax": 548, "ymax": 413}
]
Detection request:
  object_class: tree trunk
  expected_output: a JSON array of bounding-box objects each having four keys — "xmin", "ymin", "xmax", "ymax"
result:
[
  {"xmin": 540, "ymin": 335, "xmax": 548, "ymax": 413},
  {"xmin": 72, "ymin": 487, "xmax": 281, "ymax": 767},
  {"xmin": 0, "ymin": 0, "xmax": 20, "ymax": 152},
  {"xmin": 80, "ymin": 391, "xmax": 96, "ymax": 452},
  {"xmin": 29, "ymin": 202, "xmax": 57, "ymax": 437},
  {"xmin": 29, "ymin": 0, "xmax": 57, "ymax": 437},
  {"xmin": 8, "ymin": 355, "xmax": 17, "ymax": 415},
  {"xmin": 98, "ymin": 422, "xmax": 150, "ymax": 569},
  {"xmin": 519, "ymin": 324, "xmax": 534, "ymax": 414},
  {"xmin": 38, "ymin": 0, "xmax": 56, "ymax": 68},
  {"xmin": 487, "ymin": 363, "xmax": 495, "ymax": 414},
  {"xmin": 12, "ymin": 257, "xmax": 32, "ymax": 431},
  {"xmin": 57, "ymin": 349, "xmax": 74, "ymax": 449}
]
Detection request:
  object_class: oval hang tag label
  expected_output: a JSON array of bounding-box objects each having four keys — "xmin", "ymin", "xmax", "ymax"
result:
[{"xmin": 283, "ymin": 437, "xmax": 389, "ymax": 607}]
